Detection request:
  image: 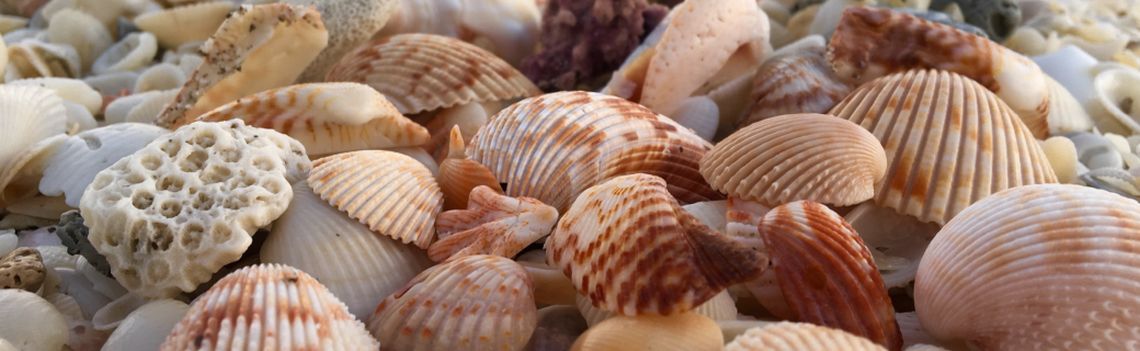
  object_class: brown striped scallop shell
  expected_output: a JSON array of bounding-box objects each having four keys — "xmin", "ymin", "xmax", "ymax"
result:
[
  {"xmin": 325, "ymin": 33, "xmax": 541, "ymax": 114},
  {"xmin": 915, "ymin": 184, "xmax": 1140, "ymax": 350},
  {"xmin": 740, "ymin": 35, "xmax": 852, "ymax": 127},
  {"xmin": 468, "ymin": 91, "xmax": 720, "ymax": 211},
  {"xmin": 726, "ymin": 322, "xmax": 887, "ymax": 351},
  {"xmin": 438, "ymin": 126, "xmax": 502, "ymax": 210},
  {"xmin": 428, "ymin": 185, "xmax": 558, "ymax": 262},
  {"xmin": 546, "ymin": 173, "xmax": 766, "ymax": 316},
  {"xmin": 759, "ymin": 201, "xmax": 902, "ymax": 351},
  {"xmin": 308, "ymin": 150, "xmax": 442, "ymax": 248},
  {"xmin": 829, "ymin": 69, "xmax": 1057, "ymax": 225}
]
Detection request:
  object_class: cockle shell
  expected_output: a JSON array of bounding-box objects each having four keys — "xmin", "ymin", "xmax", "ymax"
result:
[
  {"xmin": 726, "ymin": 322, "xmax": 888, "ymax": 351},
  {"xmin": 915, "ymin": 184, "xmax": 1140, "ymax": 350},
  {"xmin": 103, "ymin": 299, "xmax": 189, "ymax": 351},
  {"xmin": 570, "ymin": 312, "xmax": 723, "ymax": 351},
  {"xmin": 702, "ymin": 113, "xmax": 887, "ymax": 208},
  {"xmin": 133, "ymin": 1, "xmax": 236, "ymax": 49},
  {"xmin": 6, "ymin": 39, "xmax": 79, "ymax": 79},
  {"xmin": 0, "ymin": 289, "xmax": 68, "ymax": 351},
  {"xmin": 438, "ymin": 126, "xmax": 501, "ymax": 209},
  {"xmin": 161, "ymin": 264, "xmax": 380, "ymax": 350},
  {"xmin": 366, "ymin": 254, "xmax": 537, "ymax": 351},
  {"xmin": 196, "ymin": 82, "xmax": 430, "ymax": 156},
  {"xmin": 8, "ymin": 77, "xmax": 102, "ymax": 114},
  {"xmin": 282, "ymin": 0, "xmax": 398, "ymax": 83},
  {"xmin": 468, "ymin": 91, "xmax": 720, "ymax": 211},
  {"xmin": 45, "ymin": 8, "xmax": 111, "ymax": 74},
  {"xmin": 546, "ymin": 173, "xmax": 767, "ymax": 316},
  {"xmin": 326, "ymin": 33, "xmax": 540, "ymax": 115},
  {"xmin": 741, "ymin": 35, "xmax": 852, "ymax": 127},
  {"xmin": 0, "ymin": 85, "xmax": 67, "ymax": 207},
  {"xmin": 429, "ymin": 185, "xmax": 556, "ymax": 262},
  {"xmin": 37, "ymin": 123, "xmax": 168, "ymax": 207},
  {"xmin": 308, "ymin": 150, "xmax": 443, "ymax": 248},
  {"xmin": 829, "ymin": 69, "xmax": 1057, "ymax": 225}
]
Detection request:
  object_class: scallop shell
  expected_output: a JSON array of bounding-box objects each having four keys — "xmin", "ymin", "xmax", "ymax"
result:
[
  {"xmin": 92, "ymin": 32, "xmax": 156, "ymax": 75},
  {"xmin": 915, "ymin": 184, "xmax": 1140, "ymax": 350},
  {"xmin": 326, "ymin": 33, "xmax": 539, "ymax": 115},
  {"xmin": 726, "ymin": 322, "xmax": 888, "ymax": 351},
  {"xmin": 828, "ymin": 69, "xmax": 1057, "ymax": 225},
  {"xmin": 546, "ymin": 173, "xmax": 767, "ymax": 316},
  {"xmin": 103, "ymin": 299, "xmax": 189, "ymax": 351},
  {"xmin": 308, "ymin": 150, "xmax": 442, "ymax": 248},
  {"xmin": 468, "ymin": 91, "xmax": 720, "ymax": 211},
  {"xmin": 37, "ymin": 123, "xmax": 168, "ymax": 207},
  {"xmin": 45, "ymin": 8, "xmax": 111, "ymax": 73},
  {"xmin": 7, "ymin": 39, "xmax": 80, "ymax": 79},
  {"xmin": 702, "ymin": 113, "xmax": 887, "ymax": 207},
  {"xmin": 1042, "ymin": 74, "xmax": 1094, "ymax": 135},
  {"xmin": 196, "ymin": 82, "xmax": 430, "ymax": 157},
  {"xmin": 281, "ymin": 0, "xmax": 398, "ymax": 83},
  {"xmin": 133, "ymin": 1, "xmax": 236, "ymax": 49},
  {"xmin": 366, "ymin": 254, "xmax": 537, "ymax": 351},
  {"xmin": 0, "ymin": 289, "xmax": 68, "ymax": 351},
  {"xmin": 570, "ymin": 312, "xmax": 723, "ymax": 351},
  {"xmin": 1089, "ymin": 67, "xmax": 1140, "ymax": 134},
  {"xmin": 575, "ymin": 290, "xmax": 738, "ymax": 327},
  {"xmin": 741, "ymin": 35, "xmax": 851, "ymax": 127},
  {"xmin": 759, "ymin": 201, "xmax": 902, "ymax": 350},
  {"xmin": 438, "ymin": 126, "xmax": 502, "ymax": 209},
  {"xmin": 842, "ymin": 202, "xmax": 938, "ymax": 289},
  {"xmin": 161, "ymin": 264, "xmax": 380, "ymax": 350},
  {"xmin": 0, "ymin": 86, "xmax": 68, "ymax": 207},
  {"xmin": 429, "ymin": 185, "xmax": 556, "ymax": 262}
]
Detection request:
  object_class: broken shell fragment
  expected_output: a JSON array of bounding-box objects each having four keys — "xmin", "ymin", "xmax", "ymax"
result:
[
  {"xmin": 92, "ymin": 32, "xmax": 157, "ymax": 75},
  {"xmin": 726, "ymin": 322, "xmax": 887, "ymax": 351},
  {"xmin": 282, "ymin": 0, "xmax": 398, "ymax": 82},
  {"xmin": 38, "ymin": 123, "xmax": 168, "ymax": 207},
  {"xmin": 438, "ymin": 126, "xmax": 501, "ymax": 210},
  {"xmin": 0, "ymin": 85, "xmax": 68, "ymax": 207},
  {"xmin": 103, "ymin": 299, "xmax": 189, "ymax": 351},
  {"xmin": 133, "ymin": 1, "xmax": 236, "ymax": 49},
  {"xmin": 429, "ymin": 185, "xmax": 557, "ymax": 262}
]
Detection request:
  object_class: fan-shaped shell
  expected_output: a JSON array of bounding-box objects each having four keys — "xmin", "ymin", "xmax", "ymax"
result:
[
  {"xmin": 726, "ymin": 322, "xmax": 887, "ymax": 351},
  {"xmin": 702, "ymin": 113, "xmax": 886, "ymax": 207},
  {"xmin": 161, "ymin": 264, "xmax": 379, "ymax": 350},
  {"xmin": 8, "ymin": 77, "xmax": 100, "ymax": 115},
  {"xmin": 0, "ymin": 85, "xmax": 67, "ymax": 207},
  {"xmin": 325, "ymin": 33, "xmax": 540, "ymax": 114},
  {"xmin": 6, "ymin": 39, "xmax": 79, "ymax": 79},
  {"xmin": 546, "ymin": 173, "xmax": 767, "ymax": 316},
  {"xmin": 915, "ymin": 184, "xmax": 1140, "ymax": 350},
  {"xmin": 570, "ymin": 312, "xmax": 723, "ymax": 351},
  {"xmin": 741, "ymin": 35, "xmax": 852, "ymax": 127},
  {"xmin": 133, "ymin": 1, "xmax": 236, "ymax": 49},
  {"xmin": 468, "ymin": 91, "xmax": 720, "ymax": 211},
  {"xmin": 828, "ymin": 69, "xmax": 1057, "ymax": 225},
  {"xmin": 38, "ymin": 123, "xmax": 168, "ymax": 207},
  {"xmin": 438, "ymin": 126, "xmax": 501, "ymax": 210},
  {"xmin": 429, "ymin": 185, "xmax": 556, "ymax": 262},
  {"xmin": 308, "ymin": 150, "xmax": 442, "ymax": 248},
  {"xmin": 366, "ymin": 254, "xmax": 537, "ymax": 351}
]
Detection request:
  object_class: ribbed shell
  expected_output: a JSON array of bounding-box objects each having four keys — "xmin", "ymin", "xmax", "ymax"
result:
[
  {"xmin": 828, "ymin": 69, "xmax": 1057, "ymax": 225},
  {"xmin": 261, "ymin": 182, "xmax": 433, "ymax": 319},
  {"xmin": 915, "ymin": 184, "xmax": 1140, "ymax": 350},
  {"xmin": 196, "ymin": 83, "xmax": 430, "ymax": 156},
  {"xmin": 546, "ymin": 173, "xmax": 767, "ymax": 316},
  {"xmin": 161, "ymin": 264, "xmax": 380, "ymax": 350},
  {"xmin": 570, "ymin": 312, "xmax": 723, "ymax": 351},
  {"xmin": 38, "ymin": 123, "xmax": 168, "ymax": 207},
  {"xmin": 741, "ymin": 36, "xmax": 851, "ymax": 127},
  {"xmin": 726, "ymin": 322, "xmax": 887, "ymax": 351},
  {"xmin": 325, "ymin": 33, "xmax": 540, "ymax": 114},
  {"xmin": 308, "ymin": 150, "xmax": 442, "ymax": 248},
  {"xmin": 366, "ymin": 254, "xmax": 537, "ymax": 351},
  {"xmin": 759, "ymin": 201, "xmax": 901, "ymax": 351},
  {"xmin": 0, "ymin": 85, "xmax": 67, "ymax": 182},
  {"xmin": 468, "ymin": 91, "xmax": 720, "ymax": 211},
  {"xmin": 438, "ymin": 126, "xmax": 501, "ymax": 210},
  {"xmin": 702, "ymin": 113, "xmax": 886, "ymax": 207},
  {"xmin": 429, "ymin": 185, "xmax": 557, "ymax": 262}
]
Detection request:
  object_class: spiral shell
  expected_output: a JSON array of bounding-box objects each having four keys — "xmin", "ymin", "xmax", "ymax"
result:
[
  {"xmin": 741, "ymin": 35, "xmax": 852, "ymax": 127},
  {"xmin": 438, "ymin": 126, "xmax": 502, "ymax": 210},
  {"xmin": 726, "ymin": 322, "xmax": 887, "ymax": 351},
  {"xmin": 429, "ymin": 185, "xmax": 557, "ymax": 262}
]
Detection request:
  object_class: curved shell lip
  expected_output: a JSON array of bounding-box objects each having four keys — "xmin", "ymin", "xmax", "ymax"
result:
[
  {"xmin": 1093, "ymin": 67, "xmax": 1140, "ymax": 134},
  {"xmin": 133, "ymin": 1, "xmax": 237, "ymax": 49},
  {"xmin": 92, "ymin": 32, "xmax": 158, "ymax": 75}
]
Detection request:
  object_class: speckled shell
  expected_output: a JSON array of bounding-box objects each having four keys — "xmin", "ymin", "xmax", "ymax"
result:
[
  {"xmin": 570, "ymin": 312, "xmax": 723, "ymax": 351},
  {"xmin": 438, "ymin": 126, "xmax": 502, "ymax": 210},
  {"xmin": 915, "ymin": 184, "xmax": 1140, "ymax": 350},
  {"xmin": 741, "ymin": 36, "xmax": 852, "ymax": 127},
  {"xmin": 0, "ymin": 247, "xmax": 44, "ymax": 292},
  {"xmin": 429, "ymin": 185, "xmax": 557, "ymax": 262},
  {"xmin": 726, "ymin": 322, "xmax": 888, "ymax": 351},
  {"xmin": 828, "ymin": 69, "xmax": 1057, "ymax": 225},
  {"xmin": 366, "ymin": 254, "xmax": 537, "ymax": 351},
  {"xmin": 133, "ymin": 1, "xmax": 236, "ymax": 49},
  {"xmin": 759, "ymin": 201, "xmax": 901, "ymax": 350},
  {"xmin": 161, "ymin": 264, "xmax": 379, "ymax": 350},
  {"xmin": 468, "ymin": 91, "xmax": 721, "ymax": 211},
  {"xmin": 325, "ymin": 33, "xmax": 540, "ymax": 114},
  {"xmin": 308, "ymin": 150, "xmax": 443, "ymax": 248},
  {"xmin": 546, "ymin": 173, "xmax": 767, "ymax": 316},
  {"xmin": 702, "ymin": 113, "xmax": 886, "ymax": 207}
]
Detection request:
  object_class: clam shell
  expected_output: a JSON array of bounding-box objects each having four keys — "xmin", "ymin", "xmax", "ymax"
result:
[
  {"xmin": 125, "ymin": 88, "xmax": 178, "ymax": 124},
  {"xmin": 828, "ymin": 69, "xmax": 1057, "ymax": 225},
  {"xmin": 468, "ymin": 91, "xmax": 720, "ymax": 211},
  {"xmin": 6, "ymin": 39, "xmax": 80, "ymax": 79},
  {"xmin": 570, "ymin": 312, "xmax": 723, "ymax": 351},
  {"xmin": 429, "ymin": 185, "xmax": 556, "ymax": 262},
  {"xmin": 308, "ymin": 150, "xmax": 442, "ymax": 248},
  {"xmin": 133, "ymin": 1, "xmax": 236, "ymax": 49},
  {"xmin": 741, "ymin": 35, "xmax": 851, "ymax": 127},
  {"xmin": 281, "ymin": 0, "xmax": 398, "ymax": 83},
  {"xmin": 759, "ymin": 200, "xmax": 902, "ymax": 350},
  {"xmin": 92, "ymin": 32, "xmax": 157, "ymax": 75},
  {"xmin": 915, "ymin": 184, "xmax": 1140, "ymax": 350},
  {"xmin": 326, "ymin": 33, "xmax": 540, "ymax": 114},
  {"xmin": 546, "ymin": 173, "xmax": 767, "ymax": 316},
  {"xmin": 103, "ymin": 299, "xmax": 189, "ymax": 351},
  {"xmin": 726, "ymin": 322, "xmax": 887, "ymax": 351},
  {"xmin": 45, "ymin": 8, "xmax": 111, "ymax": 74},
  {"xmin": 196, "ymin": 82, "xmax": 430, "ymax": 157},
  {"xmin": 162, "ymin": 264, "xmax": 379, "ymax": 350},
  {"xmin": 366, "ymin": 254, "xmax": 537, "ymax": 351},
  {"xmin": 37, "ymin": 123, "xmax": 168, "ymax": 207},
  {"xmin": 0, "ymin": 85, "xmax": 68, "ymax": 206},
  {"xmin": 702, "ymin": 113, "xmax": 887, "ymax": 207},
  {"xmin": 133, "ymin": 63, "xmax": 186, "ymax": 93},
  {"xmin": 575, "ymin": 290, "xmax": 737, "ymax": 327},
  {"xmin": 438, "ymin": 126, "xmax": 502, "ymax": 210},
  {"xmin": 0, "ymin": 289, "xmax": 68, "ymax": 351}
]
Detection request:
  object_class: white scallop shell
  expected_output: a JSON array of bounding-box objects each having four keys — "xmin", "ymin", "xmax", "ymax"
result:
[
  {"xmin": 8, "ymin": 78, "xmax": 101, "ymax": 114},
  {"xmin": 125, "ymin": 88, "xmax": 178, "ymax": 123},
  {"xmin": 0, "ymin": 85, "xmax": 68, "ymax": 201},
  {"xmin": 38, "ymin": 123, "xmax": 168, "ymax": 207},
  {"xmin": 93, "ymin": 32, "xmax": 158, "ymax": 74},
  {"xmin": 103, "ymin": 299, "xmax": 189, "ymax": 351}
]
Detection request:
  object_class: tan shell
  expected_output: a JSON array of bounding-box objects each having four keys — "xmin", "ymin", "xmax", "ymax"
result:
[
  {"xmin": 281, "ymin": 0, "xmax": 398, "ymax": 83},
  {"xmin": 468, "ymin": 91, "xmax": 721, "ymax": 211},
  {"xmin": 546, "ymin": 173, "xmax": 767, "ymax": 316},
  {"xmin": 726, "ymin": 322, "xmax": 887, "ymax": 351},
  {"xmin": 325, "ymin": 33, "xmax": 540, "ymax": 114},
  {"xmin": 741, "ymin": 35, "xmax": 851, "ymax": 127},
  {"xmin": 196, "ymin": 82, "xmax": 430, "ymax": 156},
  {"xmin": 575, "ymin": 290, "xmax": 737, "ymax": 327},
  {"xmin": 702, "ymin": 113, "xmax": 887, "ymax": 207},
  {"xmin": 366, "ymin": 254, "xmax": 537, "ymax": 351},
  {"xmin": 438, "ymin": 126, "xmax": 502, "ymax": 210},
  {"xmin": 429, "ymin": 185, "xmax": 557, "ymax": 262},
  {"xmin": 308, "ymin": 150, "xmax": 443, "ymax": 248},
  {"xmin": 915, "ymin": 184, "xmax": 1140, "ymax": 350},
  {"xmin": 161, "ymin": 264, "xmax": 379, "ymax": 350},
  {"xmin": 759, "ymin": 201, "xmax": 902, "ymax": 350},
  {"xmin": 570, "ymin": 312, "xmax": 723, "ymax": 351},
  {"xmin": 0, "ymin": 85, "xmax": 68, "ymax": 207},
  {"xmin": 7, "ymin": 39, "xmax": 80, "ymax": 79},
  {"xmin": 0, "ymin": 247, "xmax": 44, "ymax": 292},
  {"xmin": 828, "ymin": 69, "xmax": 1057, "ymax": 225},
  {"xmin": 133, "ymin": 1, "xmax": 236, "ymax": 49}
]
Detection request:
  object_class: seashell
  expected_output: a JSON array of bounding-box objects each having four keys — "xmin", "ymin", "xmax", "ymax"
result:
[
  {"xmin": 62, "ymin": 101, "xmax": 96, "ymax": 134},
  {"xmin": 155, "ymin": 3, "xmax": 329, "ymax": 128},
  {"xmin": 8, "ymin": 77, "xmax": 102, "ymax": 114},
  {"xmin": 931, "ymin": 0, "xmax": 1021, "ymax": 40},
  {"xmin": 682, "ymin": 200, "xmax": 728, "ymax": 232},
  {"xmin": 326, "ymin": 33, "xmax": 540, "ymax": 115},
  {"xmin": 759, "ymin": 201, "xmax": 902, "ymax": 350},
  {"xmin": 0, "ymin": 232, "xmax": 14, "ymax": 256},
  {"xmin": 8, "ymin": 195, "xmax": 69, "ymax": 221},
  {"xmin": 1068, "ymin": 132, "xmax": 1124, "ymax": 170},
  {"xmin": 133, "ymin": 1, "xmax": 236, "ymax": 49},
  {"xmin": 570, "ymin": 312, "xmax": 723, "ymax": 351},
  {"xmin": 0, "ymin": 85, "xmax": 68, "ymax": 207},
  {"xmin": 90, "ymin": 292, "xmax": 147, "ymax": 331},
  {"xmin": 92, "ymin": 32, "xmax": 157, "ymax": 75},
  {"xmin": 261, "ymin": 181, "xmax": 432, "ymax": 319},
  {"xmin": 429, "ymin": 185, "xmax": 555, "ymax": 262},
  {"xmin": 103, "ymin": 299, "xmax": 189, "ymax": 351},
  {"xmin": 1088, "ymin": 67, "xmax": 1140, "ymax": 134},
  {"xmin": 133, "ymin": 63, "xmax": 186, "ymax": 93},
  {"xmin": 0, "ymin": 0, "xmax": 45, "ymax": 17},
  {"xmin": 702, "ymin": 113, "xmax": 886, "ymax": 208},
  {"xmin": 45, "ymin": 8, "xmax": 111, "ymax": 73},
  {"xmin": 379, "ymin": 0, "xmax": 541, "ymax": 67},
  {"xmin": 0, "ymin": 247, "xmax": 45, "ymax": 292},
  {"xmin": 842, "ymin": 202, "xmax": 938, "ymax": 289},
  {"xmin": 195, "ymin": 82, "xmax": 430, "ymax": 157},
  {"xmin": 1040, "ymin": 136, "xmax": 1079, "ymax": 184},
  {"xmin": 525, "ymin": 305, "xmax": 589, "ymax": 351},
  {"xmin": 828, "ymin": 6, "xmax": 1051, "ymax": 138},
  {"xmin": 366, "ymin": 254, "xmax": 537, "ymax": 351},
  {"xmin": 53, "ymin": 267, "xmax": 113, "ymax": 319},
  {"xmin": 741, "ymin": 35, "xmax": 852, "ymax": 127},
  {"xmin": 1042, "ymin": 74, "xmax": 1094, "ymax": 135},
  {"xmin": 0, "ymin": 289, "xmax": 68, "ymax": 351},
  {"xmin": 0, "ymin": 14, "xmax": 26, "ymax": 33},
  {"xmin": 83, "ymin": 70, "xmax": 138, "ymax": 99},
  {"xmin": 669, "ymin": 96, "xmax": 719, "ymax": 141},
  {"xmin": 37, "ymin": 123, "xmax": 168, "ymax": 207},
  {"xmin": 516, "ymin": 249, "xmax": 576, "ymax": 306},
  {"xmin": 829, "ymin": 69, "xmax": 1057, "ymax": 225},
  {"xmin": 2, "ymin": 28, "xmax": 43, "ymax": 44},
  {"xmin": 308, "ymin": 150, "xmax": 442, "ymax": 248},
  {"xmin": 162, "ymin": 264, "xmax": 380, "ymax": 350},
  {"xmin": 124, "ymin": 88, "xmax": 178, "ymax": 124},
  {"xmin": 47, "ymin": 291, "xmax": 111, "ymax": 350},
  {"xmin": 1003, "ymin": 26, "xmax": 1050, "ymax": 56},
  {"xmin": 1079, "ymin": 167, "xmax": 1140, "ymax": 198},
  {"xmin": 546, "ymin": 173, "xmax": 767, "ymax": 316},
  {"xmin": 438, "ymin": 126, "xmax": 502, "ymax": 210},
  {"xmin": 6, "ymin": 39, "xmax": 80, "ymax": 79},
  {"xmin": 281, "ymin": 0, "xmax": 398, "ymax": 83},
  {"xmin": 808, "ymin": 0, "xmax": 876, "ymax": 37},
  {"xmin": 575, "ymin": 290, "xmax": 737, "ymax": 327},
  {"xmin": 387, "ymin": 146, "xmax": 440, "ymax": 177},
  {"xmin": 725, "ymin": 196, "xmax": 770, "ymax": 240},
  {"xmin": 726, "ymin": 322, "xmax": 888, "ymax": 351},
  {"xmin": 68, "ymin": 0, "xmax": 136, "ymax": 30},
  {"xmin": 1032, "ymin": 45, "xmax": 1099, "ymax": 104},
  {"xmin": 419, "ymin": 102, "xmax": 490, "ymax": 160},
  {"xmin": 915, "ymin": 184, "xmax": 1140, "ymax": 350},
  {"xmin": 762, "ymin": 0, "xmax": 792, "ymax": 24},
  {"xmin": 706, "ymin": 71, "xmax": 755, "ymax": 138},
  {"xmin": 468, "ymin": 91, "xmax": 720, "ymax": 211},
  {"xmin": 786, "ymin": 4, "xmax": 821, "ymax": 40}
]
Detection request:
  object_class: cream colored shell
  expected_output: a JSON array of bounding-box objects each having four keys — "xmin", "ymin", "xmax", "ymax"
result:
[
  {"xmin": 103, "ymin": 299, "xmax": 189, "ymax": 351},
  {"xmin": 45, "ymin": 8, "xmax": 111, "ymax": 74},
  {"xmin": 571, "ymin": 312, "xmax": 723, "ymax": 351},
  {"xmin": 0, "ymin": 85, "xmax": 67, "ymax": 206},
  {"xmin": 726, "ymin": 322, "xmax": 887, "ymax": 351},
  {"xmin": 0, "ymin": 289, "xmax": 68, "ymax": 351},
  {"xmin": 133, "ymin": 1, "xmax": 236, "ymax": 49},
  {"xmin": 6, "ymin": 39, "xmax": 80, "ymax": 79}
]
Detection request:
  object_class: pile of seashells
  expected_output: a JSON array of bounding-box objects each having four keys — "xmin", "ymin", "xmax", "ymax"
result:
[{"xmin": 0, "ymin": 0, "xmax": 1138, "ymax": 350}]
